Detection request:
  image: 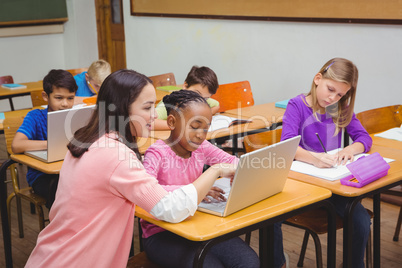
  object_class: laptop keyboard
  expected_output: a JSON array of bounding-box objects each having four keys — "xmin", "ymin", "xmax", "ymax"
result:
[{"xmin": 200, "ymin": 178, "xmax": 231, "ymax": 210}]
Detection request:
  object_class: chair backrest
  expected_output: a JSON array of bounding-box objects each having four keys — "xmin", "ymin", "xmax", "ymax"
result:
[
  {"xmin": 149, "ymin": 72, "xmax": 177, "ymax": 87},
  {"xmin": 30, "ymin": 90, "xmax": 48, "ymax": 107},
  {"xmin": 3, "ymin": 115, "xmax": 26, "ymax": 156},
  {"xmin": 0, "ymin": 75, "xmax": 14, "ymax": 85},
  {"xmin": 356, "ymin": 105, "xmax": 402, "ymax": 134},
  {"xmin": 66, "ymin": 68, "xmax": 88, "ymax": 77},
  {"xmin": 211, "ymin": 81, "xmax": 254, "ymax": 113},
  {"xmin": 243, "ymin": 128, "xmax": 283, "ymax": 153}
]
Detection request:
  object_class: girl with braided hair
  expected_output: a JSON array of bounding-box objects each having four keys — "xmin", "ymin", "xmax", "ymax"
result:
[{"xmin": 141, "ymin": 89, "xmax": 260, "ymax": 267}]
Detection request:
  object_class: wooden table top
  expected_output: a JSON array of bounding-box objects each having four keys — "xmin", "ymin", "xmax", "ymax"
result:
[
  {"xmin": 9, "ymin": 136, "xmax": 157, "ymax": 175},
  {"xmin": 371, "ymin": 133, "xmax": 402, "ymax": 150},
  {"xmin": 135, "ymin": 179, "xmax": 331, "ymax": 241},
  {"xmin": 0, "ymin": 81, "xmax": 42, "ymax": 97},
  {"xmin": 288, "ymin": 144, "xmax": 402, "ymax": 196},
  {"xmin": 223, "ymin": 103, "xmax": 286, "ymax": 125}
]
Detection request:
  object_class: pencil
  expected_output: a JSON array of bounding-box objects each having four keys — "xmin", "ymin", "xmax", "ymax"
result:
[{"xmin": 315, "ymin": 133, "xmax": 327, "ymax": 153}]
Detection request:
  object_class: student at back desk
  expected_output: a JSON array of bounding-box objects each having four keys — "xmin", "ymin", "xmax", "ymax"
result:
[
  {"xmin": 73, "ymin": 59, "xmax": 111, "ymax": 104},
  {"xmin": 153, "ymin": 65, "xmax": 220, "ymax": 130},
  {"xmin": 11, "ymin": 69, "xmax": 78, "ymax": 209}
]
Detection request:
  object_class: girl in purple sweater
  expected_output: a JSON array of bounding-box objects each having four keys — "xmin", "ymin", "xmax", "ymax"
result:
[
  {"xmin": 142, "ymin": 90, "xmax": 260, "ymax": 268},
  {"xmin": 280, "ymin": 58, "xmax": 372, "ymax": 268}
]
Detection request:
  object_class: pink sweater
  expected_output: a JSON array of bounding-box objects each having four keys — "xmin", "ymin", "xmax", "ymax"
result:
[
  {"xmin": 142, "ymin": 139, "xmax": 239, "ymax": 238},
  {"xmin": 26, "ymin": 135, "xmax": 168, "ymax": 268}
]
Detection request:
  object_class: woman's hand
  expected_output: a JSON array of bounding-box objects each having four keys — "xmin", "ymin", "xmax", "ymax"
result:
[{"xmin": 203, "ymin": 187, "xmax": 226, "ymax": 203}]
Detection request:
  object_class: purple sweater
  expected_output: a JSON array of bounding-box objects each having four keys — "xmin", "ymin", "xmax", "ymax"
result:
[{"xmin": 281, "ymin": 94, "xmax": 372, "ymax": 153}]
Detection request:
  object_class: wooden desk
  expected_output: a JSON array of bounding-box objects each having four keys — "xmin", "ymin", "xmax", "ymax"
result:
[
  {"xmin": 155, "ymin": 89, "xmax": 169, "ymax": 104},
  {"xmin": 78, "ymin": 89, "xmax": 169, "ymax": 106},
  {"xmin": 0, "ymin": 81, "xmax": 42, "ymax": 111},
  {"xmin": 223, "ymin": 103, "xmax": 286, "ymax": 129},
  {"xmin": 136, "ymin": 179, "xmax": 336, "ymax": 267},
  {"xmin": 371, "ymin": 134, "xmax": 402, "ymax": 150},
  {"xmin": 288, "ymin": 144, "xmax": 402, "ymax": 267}
]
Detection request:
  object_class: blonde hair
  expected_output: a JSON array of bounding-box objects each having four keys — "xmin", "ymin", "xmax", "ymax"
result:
[
  {"xmin": 307, "ymin": 58, "xmax": 358, "ymax": 135},
  {"xmin": 87, "ymin": 60, "xmax": 111, "ymax": 84}
]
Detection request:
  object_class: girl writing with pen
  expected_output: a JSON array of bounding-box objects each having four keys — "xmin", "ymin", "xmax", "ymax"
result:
[{"xmin": 279, "ymin": 58, "xmax": 372, "ymax": 268}]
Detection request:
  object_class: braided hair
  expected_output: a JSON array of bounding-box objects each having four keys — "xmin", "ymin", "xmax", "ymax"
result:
[{"xmin": 163, "ymin": 89, "xmax": 209, "ymax": 115}]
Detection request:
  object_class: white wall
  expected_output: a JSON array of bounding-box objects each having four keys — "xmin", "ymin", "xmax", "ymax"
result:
[
  {"xmin": 0, "ymin": 0, "xmax": 97, "ymax": 83},
  {"xmin": 123, "ymin": 0, "xmax": 402, "ymax": 113}
]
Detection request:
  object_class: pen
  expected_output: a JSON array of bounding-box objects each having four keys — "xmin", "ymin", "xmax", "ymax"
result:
[{"xmin": 315, "ymin": 133, "xmax": 327, "ymax": 153}]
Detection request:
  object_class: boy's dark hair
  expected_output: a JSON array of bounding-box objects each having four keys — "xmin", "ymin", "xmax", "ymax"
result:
[
  {"xmin": 163, "ymin": 89, "xmax": 208, "ymax": 115},
  {"xmin": 184, "ymin": 66, "xmax": 219, "ymax": 95},
  {"xmin": 43, "ymin": 69, "xmax": 78, "ymax": 95}
]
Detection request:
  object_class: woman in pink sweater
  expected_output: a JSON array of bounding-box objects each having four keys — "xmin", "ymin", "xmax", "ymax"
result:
[
  {"xmin": 142, "ymin": 90, "xmax": 260, "ymax": 268},
  {"xmin": 25, "ymin": 70, "xmax": 236, "ymax": 268}
]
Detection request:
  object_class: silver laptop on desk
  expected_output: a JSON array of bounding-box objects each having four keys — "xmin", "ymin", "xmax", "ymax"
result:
[
  {"xmin": 24, "ymin": 105, "xmax": 95, "ymax": 163},
  {"xmin": 198, "ymin": 135, "xmax": 301, "ymax": 217}
]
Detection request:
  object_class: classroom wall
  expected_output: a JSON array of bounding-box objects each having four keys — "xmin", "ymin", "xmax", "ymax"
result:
[
  {"xmin": 0, "ymin": 0, "xmax": 97, "ymax": 83},
  {"xmin": 122, "ymin": 0, "xmax": 402, "ymax": 113}
]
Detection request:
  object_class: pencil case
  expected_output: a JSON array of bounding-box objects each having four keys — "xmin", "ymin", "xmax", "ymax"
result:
[{"xmin": 340, "ymin": 152, "xmax": 390, "ymax": 188}]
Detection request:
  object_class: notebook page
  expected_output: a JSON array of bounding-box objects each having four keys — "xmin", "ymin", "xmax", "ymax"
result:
[
  {"xmin": 374, "ymin": 125, "xmax": 402, "ymax": 142},
  {"xmin": 290, "ymin": 149, "xmax": 394, "ymax": 181}
]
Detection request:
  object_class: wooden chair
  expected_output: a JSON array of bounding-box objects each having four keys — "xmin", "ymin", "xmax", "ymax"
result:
[
  {"xmin": 356, "ymin": 105, "xmax": 402, "ymax": 134},
  {"xmin": 357, "ymin": 104, "xmax": 402, "ymax": 241},
  {"xmin": 127, "ymin": 252, "xmax": 161, "ymax": 268},
  {"xmin": 30, "ymin": 89, "xmax": 48, "ymax": 107},
  {"xmin": 243, "ymin": 129, "xmax": 373, "ymax": 268},
  {"xmin": 149, "ymin": 72, "xmax": 177, "ymax": 88},
  {"xmin": 211, "ymin": 80, "xmax": 254, "ymax": 113},
  {"xmin": 3, "ymin": 115, "xmax": 47, "ymax": 238},
  {"xmin": 0, "ymin": 75, "xmax": 14, "ymax": 85},
  {"xmin": 66, "ymin": 68, "xmax": 88, "ymax": 77}
]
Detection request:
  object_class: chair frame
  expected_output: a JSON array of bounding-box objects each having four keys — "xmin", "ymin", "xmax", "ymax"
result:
[
  {"xmin": 148, "ymin": 72, "xmax": 177, "ymax": 88},
  {"xmin": 211, "ymin": 80, "xmax": 254, "ymax": 113},
  {"xmin": 3, "ymin": 115, "xmax": 48, "ymax": 238},
  {"xmin": 0, "ymin": 75, "xmax": 14, "ymax": 85}
]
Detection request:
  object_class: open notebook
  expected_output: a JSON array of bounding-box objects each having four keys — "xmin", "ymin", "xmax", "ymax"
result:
[
  {"xmin": 290, "ymin": 149, "xmax": 394, "ymax": 181},
  {"xmin": 198, "ymin": 135, "xmax": 301, "ymax": 217},
  {"xmin": 208, "ymin": 114, "xmax": 252, "ymax": 132}
]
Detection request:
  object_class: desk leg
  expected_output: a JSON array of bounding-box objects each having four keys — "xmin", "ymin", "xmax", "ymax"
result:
[
  {"xmin": 193, "ymin": 240, "xmax": 214, "ymax": 268},
  {"xmin": 232, "ymin": 133, "xmax": 239, "ymax": 156},
  {"xmin": 0, "ymin": 159, "xmax": 14, "ymax": 268},
  {"xmin": 343, "ymin": 198, "xmax": 359, "ymax": 268},
  {"xmin": 324, "ymin": 201, "xmax": 337, "ymax": 268},
  {"xmin": 373, "ymin": 194, "xmax": 381, "ymax": 268},
  {"xmin": 259, "ymin": 225, "xmax": 274, "ymax": 268}
]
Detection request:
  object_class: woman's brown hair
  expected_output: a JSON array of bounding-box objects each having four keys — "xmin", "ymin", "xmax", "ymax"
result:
[{"xmin": 67, "ymin": 69, "xmax": 152, "ymax": 159}]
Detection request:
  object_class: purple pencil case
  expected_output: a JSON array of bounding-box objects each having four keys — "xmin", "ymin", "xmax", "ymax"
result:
[{"xmin": 340, "ymin": 152, "xmax": 390, "ymax": 188}]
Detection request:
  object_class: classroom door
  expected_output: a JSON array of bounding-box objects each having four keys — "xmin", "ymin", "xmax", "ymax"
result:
[{"xmin": 95, "ymin": 0, "xmax": 126, "ymax": 72}]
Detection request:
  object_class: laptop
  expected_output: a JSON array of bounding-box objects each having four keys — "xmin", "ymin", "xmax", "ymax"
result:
[
  {"xmin": 24, "ymin": 105, "xmax": 95, "ymax": 163},
  {"xmin": 198, "ymin": 135, "xmax": 301, "ymax": 217}
]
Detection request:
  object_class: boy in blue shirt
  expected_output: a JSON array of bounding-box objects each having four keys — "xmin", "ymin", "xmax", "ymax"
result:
[
  {"xmin": 12, "ymin": 69, "xmax": 78, "ymax": 209},
  {"xmin": 73, "ymin": 60, "xmax": 111, "ymax": 104}
]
